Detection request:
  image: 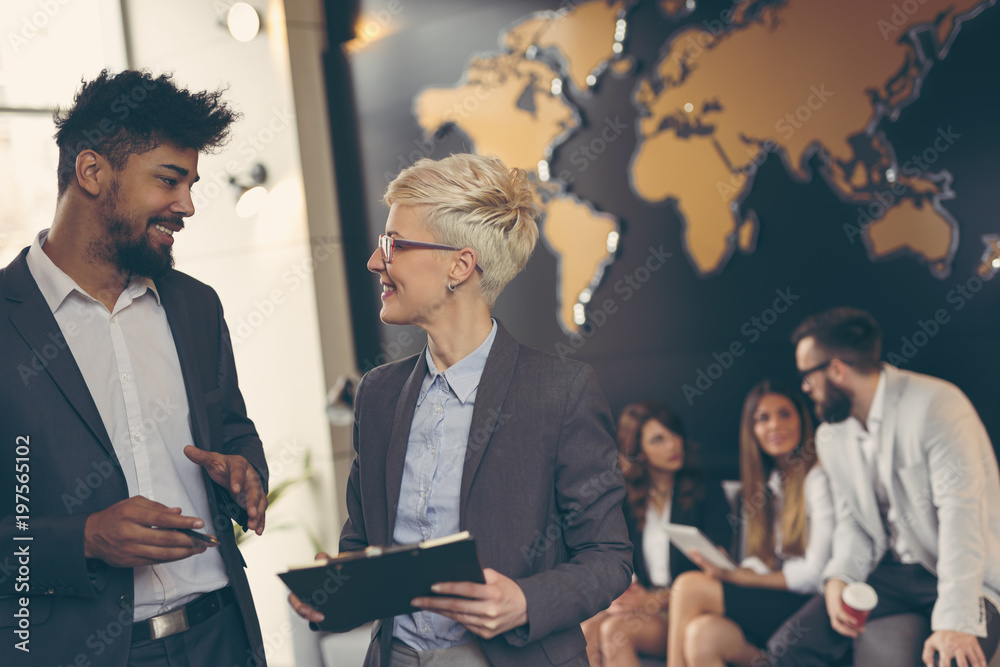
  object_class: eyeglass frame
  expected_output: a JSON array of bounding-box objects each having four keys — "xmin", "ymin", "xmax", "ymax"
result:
[
  {"xmin": 798, "ymin": 358, "xmax": 853, "ymax": 388},
  {"xmin": 378, "ymin": 234, "xmax": 483, "ymax": 273}
]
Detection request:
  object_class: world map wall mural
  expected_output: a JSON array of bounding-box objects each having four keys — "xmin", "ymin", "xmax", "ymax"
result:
[
  {"xmin": 342, "ymin": 0, "xmax": 1000, "ymax": 471},
  {"xmin": 409, "ymin": 0, "xmax": 998, "ymax": 334}
]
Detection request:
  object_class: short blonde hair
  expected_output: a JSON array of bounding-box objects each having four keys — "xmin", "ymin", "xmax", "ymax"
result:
[{"xmin": 383, "ymin": 154, "xmax": 539, "ymax": 308}]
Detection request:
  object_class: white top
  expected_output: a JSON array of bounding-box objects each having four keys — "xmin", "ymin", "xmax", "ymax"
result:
[
  {"xmin": 26, "ymin": 231, "xmax": 229, "ymax": 621},
  {"xmin": 642, "ymin": 497, "xmax": 673, "ymax": 588},
  {"xmin": 849, "ymin": 370, "xmax": 919, "ymax": 564},
  {"xmin": 739, "ymin": 465, "xmax": 834, "ymax": 594}
]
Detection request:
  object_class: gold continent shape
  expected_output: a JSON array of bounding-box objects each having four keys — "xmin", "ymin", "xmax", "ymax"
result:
[{"xmin": 631, "ymin": 0, "xmax": 984, "ymax": 274}]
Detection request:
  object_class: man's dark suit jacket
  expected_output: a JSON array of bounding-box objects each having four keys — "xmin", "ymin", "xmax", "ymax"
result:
[
  {"xmin": 0, "ymin": 247, "xmax": 268, "ymax": 666},
  {"xmin": 340, "ymin": 321, "xmax": 633, "ymax": 667},
  {"xmin": 625, "ymin": 475, "xmax": 733, "ymax": 590}
]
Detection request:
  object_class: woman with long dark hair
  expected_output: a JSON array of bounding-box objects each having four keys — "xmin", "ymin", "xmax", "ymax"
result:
[
  {"xmin": 665, "ymin": 380, "xmax": 834, "ymax": 667},
  {"xmin": 582, "ymin": 402, "xmax": 731, "ymax": 666}
]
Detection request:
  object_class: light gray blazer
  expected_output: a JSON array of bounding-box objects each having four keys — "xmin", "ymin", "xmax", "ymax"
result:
[{"xmin": 818, "ymin": 364, "xmax": 1000, "ymax": 636}]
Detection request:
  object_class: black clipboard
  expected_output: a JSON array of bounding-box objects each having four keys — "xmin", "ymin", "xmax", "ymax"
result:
[{"xmin": 278, "ymin": 531, "xmax": 485, "ymax": 633}]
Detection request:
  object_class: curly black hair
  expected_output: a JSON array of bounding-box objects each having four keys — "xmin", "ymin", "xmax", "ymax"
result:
[{"xmin": 53, "ymin": 69, "xmax": 240, "ymax": 194}]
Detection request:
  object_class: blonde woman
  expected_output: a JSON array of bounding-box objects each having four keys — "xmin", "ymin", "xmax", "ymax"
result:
[
  {"xmin": 665, "ymin": 380, "xmax": 834, "ymax": 667},
  {"xmin": 290, "ymin": 154, "xmax": 632, "ymax": 667}
]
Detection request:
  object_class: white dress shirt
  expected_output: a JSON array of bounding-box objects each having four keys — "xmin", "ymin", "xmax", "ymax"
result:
[
  {"xmin": 740, "ymin": 465, "xmax": 835, "ymax": 593},
  {"xmin": 26, "ymin": 230, "xmax": 229, "ymax": 621},
  {"xmin": 642, "ymin": 497, "xmax": 673, "ymax": 588},
  {"xmin": 849, "ymin": 370, "xmax": 919, "ymax": 564}
]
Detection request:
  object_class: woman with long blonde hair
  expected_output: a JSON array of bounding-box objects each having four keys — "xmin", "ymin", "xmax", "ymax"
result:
[{"xmin": 665, "ymin": 380, "xmax": 834, "ymax": 667}]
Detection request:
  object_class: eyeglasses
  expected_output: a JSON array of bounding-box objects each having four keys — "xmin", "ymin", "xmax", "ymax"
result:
[
  {"xmin": 377, "ymin": 234, "xmax": 483, "ymax": 272},
  {"xmin": 798, "ymin": 359, "xmax": 833, "ymax": 388}
]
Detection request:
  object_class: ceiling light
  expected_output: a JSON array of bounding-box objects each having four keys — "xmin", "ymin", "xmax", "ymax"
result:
[{"xmin": 227, "ymin": 3, "xmax": 261, "ymax": 42}]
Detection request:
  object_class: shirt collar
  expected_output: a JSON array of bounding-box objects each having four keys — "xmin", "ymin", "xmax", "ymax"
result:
[
  {"xmin": 25, "ymin": 229, "xmax": 160, "ymax": 313},
  {"xmin": 419, "ymin": 319, "xmax": 498, "ymax": 405},
  {"xmin": 867, "ymin": 368, "xmax": 887, "ymax": 426},
  {"xmin": 849, "ymin": 368, "xmax": 887, "ymax": 439}
]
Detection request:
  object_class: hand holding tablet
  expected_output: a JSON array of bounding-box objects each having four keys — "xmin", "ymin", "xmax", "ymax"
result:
[{"xmin": 663, "ymin": 524, "xmax": 736, "ymax": 571}]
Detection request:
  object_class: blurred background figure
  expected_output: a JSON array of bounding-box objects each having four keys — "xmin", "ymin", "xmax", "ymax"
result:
[
  {"xmin": 582, "ymin": 401, "xmax": 731, "ymax": 667},
  {"xmin": 665, "ymin": 380, "xmax": 833, "ymax": 667}
]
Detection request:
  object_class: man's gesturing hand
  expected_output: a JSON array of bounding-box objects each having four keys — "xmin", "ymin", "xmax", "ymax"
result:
[
  {"xmin": 84, "ymin": 496, "xmax": 210, "ymax": 567},
  {"xmin": 184, "ymin": 446, "xmax": 267, "ymax": 535},
  {"xmin": 411, "ymin": 568, "xmax": 528, "ymax": 639}
]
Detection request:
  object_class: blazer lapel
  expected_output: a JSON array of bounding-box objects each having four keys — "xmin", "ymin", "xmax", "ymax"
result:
[
  {"xmin": 876, "ymin": 366, "xmax": 903, "ymax": 523},
  {"xmin": 6, "ymin": 250, "xmax": 115, "ymax": 459},
  {"xmin": 845, "ymin": 424, "xmax": 885, "ymax": 541},
  {"xmin": 459, "ymin": 322, "xmax": 518, "ymax": 525},
  {"xmin": 156, "ymin": 275, "xmax": 211, "ymax": 451},
  {"xmin": 384, "ymin": 353, "xmax": 428, "ymax": 540}
]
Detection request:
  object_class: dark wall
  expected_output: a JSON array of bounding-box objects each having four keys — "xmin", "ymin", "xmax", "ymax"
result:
[{"xmin": 327, "ymin": 0, "xmax": 1000, "ymax": 479}]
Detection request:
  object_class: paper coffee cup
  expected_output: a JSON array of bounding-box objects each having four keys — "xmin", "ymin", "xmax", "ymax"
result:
[{"xmin": 841, "ymin": 582, "xmax": 878, "ymax": 627}]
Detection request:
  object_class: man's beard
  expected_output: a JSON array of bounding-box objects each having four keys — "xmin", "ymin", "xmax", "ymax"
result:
[
  {"xmin": 107, "ymin": 216, "xmax": 175, "ymax": 279},
  {"xmin": 100, "ymin": 180, "xmax": 177, "ymax": 279},
  {"xmin": 816, "ymin": 382, "xmax": 853, "ymax": 423}
]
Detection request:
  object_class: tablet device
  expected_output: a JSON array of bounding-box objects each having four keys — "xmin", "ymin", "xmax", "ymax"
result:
[{"xmin": 664, "ymin": 524, "xmax": 737, "ymax": 571}]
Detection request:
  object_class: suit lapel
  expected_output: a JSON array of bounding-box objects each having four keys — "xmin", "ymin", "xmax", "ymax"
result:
[
  {"xmin": 845, "ymin": 424, "xmax": 884, "ymax": 540},
  {"xmin": 876, "ymin": 366, "xmax": 903, "ymax": 521},
  {"xmin": 459, "ymin": 322, "xmax": 518, "ymax": 526},
  {"xmin": 5, "ymin": 250, "xmax": 115, "ymax": 459},
  {"xmin": 384, "ymin": 353, "xmax": 428, "ymax": 539}
]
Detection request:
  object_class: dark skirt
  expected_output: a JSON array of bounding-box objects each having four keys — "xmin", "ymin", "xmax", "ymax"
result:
[{"xmin": 722, "ymin": 581, "xmax": 814, "ymax": 648}]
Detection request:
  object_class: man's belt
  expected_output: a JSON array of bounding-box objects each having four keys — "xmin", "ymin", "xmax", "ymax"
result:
[{"xmin": 131, "ymin": 587, "xmax": 236, "ymax": 642}]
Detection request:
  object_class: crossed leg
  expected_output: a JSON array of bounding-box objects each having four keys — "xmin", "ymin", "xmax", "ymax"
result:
[
  {"xmin": 667, "ymin": 571, "xmax": 765, "ymax": 667},
  {"xmin": 582, "ymin": 608, "xmax": 669, "ymax": 666}
]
